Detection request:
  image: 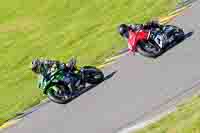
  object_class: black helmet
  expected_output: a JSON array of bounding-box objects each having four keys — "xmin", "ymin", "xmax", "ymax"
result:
[
  {"xmin": 118, "ymin": 24, "xmax": 129, "ymax": 39},
  {"xmin": 31, "ymin": 59, "xmax": 41, "ymax": 74}
]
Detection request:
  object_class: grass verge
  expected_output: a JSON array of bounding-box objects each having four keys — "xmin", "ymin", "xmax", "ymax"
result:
[
  {"xmin": 0, "ymin": 0, "xmax": 177, "ymax": 125},
  {"xmin": 135, "ymin": 94, "xmax": 200, "ymax": 133}
]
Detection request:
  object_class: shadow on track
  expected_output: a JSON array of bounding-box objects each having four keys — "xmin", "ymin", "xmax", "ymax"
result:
[
  {"xmin": 64, "ymin": 70, "xmax": 118, "ymax": 104},
  {"xmin": 184, "ymin": 31, "xmax": 194, "ymax": 39},
  {"xmin": 158, "ymin": 31, "xmax": 194, "ymax": 57}
]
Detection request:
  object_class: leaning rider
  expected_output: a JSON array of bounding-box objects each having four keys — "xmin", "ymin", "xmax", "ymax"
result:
[
  {"xmin": 30, "ymin": 58, "xmax": 83, "ymax": 90},
  {"xmin": 118, "ymin": 20, "xmax": 174, "ymax": 53}
]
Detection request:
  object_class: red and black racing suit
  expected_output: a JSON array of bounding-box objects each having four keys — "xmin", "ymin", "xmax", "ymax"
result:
[{"xmin": 126, "ymin": 21, "xmax": 161, "ymax": 53}]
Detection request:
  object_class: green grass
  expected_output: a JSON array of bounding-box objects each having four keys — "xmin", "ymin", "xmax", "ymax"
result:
[
  {"xmin": 0, "ymin": 0, "xmax": 177, "ymax": 125},
  {"xmin": 135, "ymin": 95, "xmax": 200, "ymax": 133}
]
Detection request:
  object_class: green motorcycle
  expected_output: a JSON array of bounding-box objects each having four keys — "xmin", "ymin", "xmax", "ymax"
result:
[{"xmin": 38, "ymin": 58, "xmax": 104, "ymax": 104}]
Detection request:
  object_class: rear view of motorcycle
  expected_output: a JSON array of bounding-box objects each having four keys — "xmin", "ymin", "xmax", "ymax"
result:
[{"xmin": 38, "ymin": 58, "xmax": 104, "ymax": 104}]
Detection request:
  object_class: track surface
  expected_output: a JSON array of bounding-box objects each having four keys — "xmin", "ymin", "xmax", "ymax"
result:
[{"xmin": 3, "ymin": 1, "xmax": 200, "ymax": 133}]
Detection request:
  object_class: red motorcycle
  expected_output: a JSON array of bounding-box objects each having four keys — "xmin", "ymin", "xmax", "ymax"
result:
[{"xmin": 120, "ymin": 24, "xmax": 185, "ymax": 58}]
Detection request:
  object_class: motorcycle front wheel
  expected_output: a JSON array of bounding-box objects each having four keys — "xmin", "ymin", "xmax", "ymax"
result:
[
  {"xmin": 47, "ymin": 84, "xmax": 71, "ymax": 104},
  {"xmin": 137, "ymin": 41, "xmax": 162, "ymax": 58}
]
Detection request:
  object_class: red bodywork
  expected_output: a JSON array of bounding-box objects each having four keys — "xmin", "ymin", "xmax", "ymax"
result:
[{"xmin": 128, "ymin": 30, "xmax": 150, "ymax": 53}]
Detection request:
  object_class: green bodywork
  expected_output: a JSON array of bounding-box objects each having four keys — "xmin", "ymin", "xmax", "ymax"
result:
[{"xmin": 38, "ymin": 69, "xmax": 66, "ymax": 94}]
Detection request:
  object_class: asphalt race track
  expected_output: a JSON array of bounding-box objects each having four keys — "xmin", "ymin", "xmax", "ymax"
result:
[{"xmin": 3, "ymin": 1, "xmax": 200, "ymax": 133}]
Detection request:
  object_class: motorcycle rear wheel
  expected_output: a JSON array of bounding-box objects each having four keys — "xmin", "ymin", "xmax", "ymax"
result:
[
  {"xmin": 163, "ymin": 25, "xmax": 185, "ymax": 42},
  {"xmin": 82, "ymin": 66, "xmax": 104, "ymax": 84}
]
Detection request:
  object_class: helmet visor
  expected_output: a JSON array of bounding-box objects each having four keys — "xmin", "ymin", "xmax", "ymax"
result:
[{"xmin": 121, "ymin": 30, "xmax": 129, "ymax": 39}]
